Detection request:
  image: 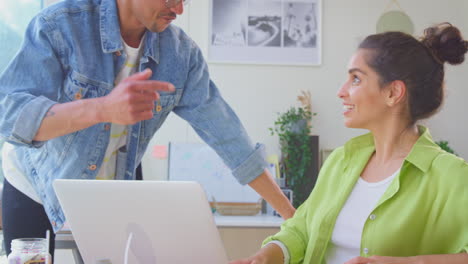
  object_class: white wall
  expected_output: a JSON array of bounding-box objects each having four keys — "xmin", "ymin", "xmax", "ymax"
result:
[{"xmin": 138, "ymin": 0, "xmax": 468, "ymax": 179}]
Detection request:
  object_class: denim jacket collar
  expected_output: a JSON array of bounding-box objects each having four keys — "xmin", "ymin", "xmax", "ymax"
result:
[
  {"xmin": 99, "ymin": 0, "xmax": 160, "ymax": 63},
  {"xmin": 144, "ymin": 32, "xmax": 160, "ymax": 64},
  {"xmin": 99, "ymin": 0, "xmax": 123, "ymax": 53}
]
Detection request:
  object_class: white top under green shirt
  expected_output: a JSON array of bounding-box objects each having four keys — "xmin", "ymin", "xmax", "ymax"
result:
[
  {"xmin": 324, "ymin": 169, "xmax": 399, "ymax": 264},
  {"xmin": 2, "ymin": 35, "xmax": 145, "ymax": 204},
  {"xmin": 268, "ymin": 169, "xmax": 399, "ymax": 264}
]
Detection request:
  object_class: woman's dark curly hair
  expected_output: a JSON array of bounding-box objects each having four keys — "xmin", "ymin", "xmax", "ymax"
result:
[{"xmin": 359, "ymin": 23, "xmax": 468, "ymax": 124}]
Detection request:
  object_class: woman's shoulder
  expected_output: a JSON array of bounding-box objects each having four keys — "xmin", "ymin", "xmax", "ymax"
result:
[
  {"xmin": 322, "ymin": 146, "xmax": 345, "ymax": 166},
  {"xmin": 431, "ymin": 151, "xmax": 468, "ymax": 182},
  {"xmin": 433, "ymin": 150, "xmax": 467, "ymax": 168}
]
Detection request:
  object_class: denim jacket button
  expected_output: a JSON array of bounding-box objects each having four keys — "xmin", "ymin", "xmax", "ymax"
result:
[
  {"xmin": 104, "ymin": 124, "xmax": 110, "ymax": 131},
  {"xmin": 74, "ymin": 92, "xmax": 82, "ymax": 100},
  {"xmin": 89, "ymin": 164, "xmax": 97, "ymax": 170}
]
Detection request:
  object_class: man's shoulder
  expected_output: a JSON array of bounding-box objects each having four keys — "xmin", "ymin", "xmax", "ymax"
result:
[
  {"xmin": 156, "ymin": 25, "xmax": 199, "ymax": 56},
  {"xmin": 162, "ymin": 25, "xmax": 194, "ymax": 43},
  {"xmin": 40, "ymin": 0, "xmax": 100, "ymax": 21}
]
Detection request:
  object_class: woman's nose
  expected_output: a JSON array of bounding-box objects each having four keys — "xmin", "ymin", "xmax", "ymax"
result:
[{"xmin": 337, "ymin": 82, "xmax": 348, "ymax": 99}]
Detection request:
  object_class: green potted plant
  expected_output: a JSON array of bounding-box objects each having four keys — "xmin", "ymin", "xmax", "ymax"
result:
[
  {"xmin": 435, "ymin": 140, "xmax": 457, "ymax": 155},
  {"xmin": 270, "ymin": 91, "xmax": 318, "ymax": 208}
]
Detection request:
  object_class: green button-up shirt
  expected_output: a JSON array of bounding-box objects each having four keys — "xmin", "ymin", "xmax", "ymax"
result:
[{"xmin": 264, "ymin": 126, "xmax": 468, "ymax": 264}]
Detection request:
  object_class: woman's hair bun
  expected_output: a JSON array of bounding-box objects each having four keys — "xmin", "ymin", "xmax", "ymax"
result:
[{"xmin": 421, "ymin": 22, "xmax": 468, "ymax": 65}]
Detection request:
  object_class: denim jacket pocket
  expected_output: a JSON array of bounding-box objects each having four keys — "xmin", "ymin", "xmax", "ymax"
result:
[
  {"xmin": 153, "ymin": 90, "xmax": 176, "ymax": 114},
  {"xmin": 63, "ymin": 70, "xmax": 112, "ymax": 102},
  {"xmin": 142, "ymin": 88, "xmax": 183, "ymax": 141}
]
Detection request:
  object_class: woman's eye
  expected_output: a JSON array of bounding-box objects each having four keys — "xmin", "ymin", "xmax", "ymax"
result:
[{"xmin": 352, "ymin": 75, "xmax": 361, "ymax": 85}]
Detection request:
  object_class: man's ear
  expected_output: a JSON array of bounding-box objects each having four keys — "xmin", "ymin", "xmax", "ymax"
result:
[{"xmin": 386, "ymin": 80, "xmax": 406, "ymax": 107}]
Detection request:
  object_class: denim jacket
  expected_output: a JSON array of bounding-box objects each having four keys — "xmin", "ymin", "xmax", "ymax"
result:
[{"xmin": 0, "ymin": 0, "xmax": 267, "ymax": 232}]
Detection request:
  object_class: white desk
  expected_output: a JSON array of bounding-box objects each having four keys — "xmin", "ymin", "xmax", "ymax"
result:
[
  {"xmin": 56, "ymin": 214, "xmax": 284, "ymax": 263},
  {"xmin": 214, "ymin": 214, "xmax": 283, "ymax": 227},
  {"xmin": 214, "ymin": 214, "xmax": 284, "ymax": 260}
]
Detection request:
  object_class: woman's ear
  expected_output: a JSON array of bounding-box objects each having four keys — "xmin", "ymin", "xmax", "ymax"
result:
[{"xmin": 386, "ymin": 80, "xmax": 406, "ymax": 107}]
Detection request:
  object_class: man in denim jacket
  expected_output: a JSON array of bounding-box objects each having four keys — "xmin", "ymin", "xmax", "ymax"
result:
[{"xmin": 0, "ymin": 0, "xmax": 295, "ymax": 259}]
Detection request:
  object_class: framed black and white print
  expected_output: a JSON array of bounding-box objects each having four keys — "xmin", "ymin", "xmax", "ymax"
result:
[{"xmin": 209, "ymin": 0, "xmax": 322, "ymax": 65}]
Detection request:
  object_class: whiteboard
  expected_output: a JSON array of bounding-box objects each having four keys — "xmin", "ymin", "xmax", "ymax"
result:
[{"xmin": 168, "ymin": 142, "xmax": 261, "ymax": 203}]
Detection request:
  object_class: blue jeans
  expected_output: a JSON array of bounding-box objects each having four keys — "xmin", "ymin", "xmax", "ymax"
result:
[{"xmin": 2, "ymin": 179, "xmax": 56, "ymax": 262}]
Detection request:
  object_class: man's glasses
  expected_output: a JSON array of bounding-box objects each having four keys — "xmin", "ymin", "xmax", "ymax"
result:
[{"xmin": 165, "ymin": 0, "xmax": 191, "ymax": 8}]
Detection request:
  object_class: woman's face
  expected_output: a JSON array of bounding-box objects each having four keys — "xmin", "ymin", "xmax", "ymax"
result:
[{"xmin": 337, "ymin": 49, "xmax": 390, "ymax": 129}]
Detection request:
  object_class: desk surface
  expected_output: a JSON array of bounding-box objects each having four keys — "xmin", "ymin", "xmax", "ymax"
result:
[{"xmin": 214, "ymin": 214, "xmax": 284, "ymax": 227}]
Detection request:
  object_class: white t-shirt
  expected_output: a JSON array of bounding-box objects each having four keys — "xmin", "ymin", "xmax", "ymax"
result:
[
  {"xmin": 2, "ymin": 35, "xmax": 145, "ymax": 203},
  {"xmin": 325, "ymin": 169, "xmax": 399, "ymax": 264},
  {"xmin": 268, "ymin": 169, "xmax": 399, "ymax": 264},
  {"xmin": 2, "ymin": 143, "xmax": 43, "ymax": 203},
  {"xmin": 96, "ymin": 36, "xmax": 145, "ymax": 180}
]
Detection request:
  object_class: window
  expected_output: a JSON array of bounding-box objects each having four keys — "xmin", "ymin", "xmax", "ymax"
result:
[
  {"xmin": 0, "ymin": 0, "xmax": 43, "ymax": 72},
  {"xmin": 0, "ymin": 0, "xmax": 44, "ymax": 180}
]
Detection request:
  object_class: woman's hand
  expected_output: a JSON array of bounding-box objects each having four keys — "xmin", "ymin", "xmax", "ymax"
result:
[
  {"xmin": 344, "ymin": 255, "xmax": 419, "ymax": 264},
  {"xmin": 229, "ymin": 243, "xmax": 284, "ymax": 264},
  {"xmin": 229, "ymin": 255, "xmax": 267, "ymax": 264}
]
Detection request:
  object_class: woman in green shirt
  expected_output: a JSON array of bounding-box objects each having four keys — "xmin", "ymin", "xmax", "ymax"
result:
[{"xmin": 231, "ymin": 23, "xmax": 468, "ymax": 264}]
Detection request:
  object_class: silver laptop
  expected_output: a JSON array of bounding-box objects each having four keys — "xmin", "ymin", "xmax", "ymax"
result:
[{"xmin": 53, "ymin": 180, "xmax": 229, "ymax": 264}]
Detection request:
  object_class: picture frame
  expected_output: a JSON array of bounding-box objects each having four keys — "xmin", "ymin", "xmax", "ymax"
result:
[{"xmin": 208, "ymin": 0, "xmax": 322, "ymax": 66}]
